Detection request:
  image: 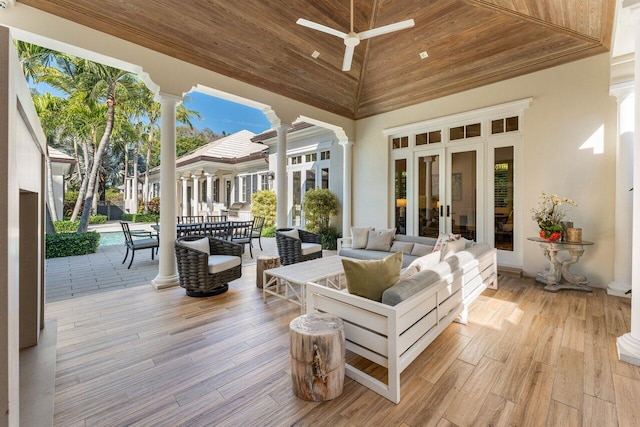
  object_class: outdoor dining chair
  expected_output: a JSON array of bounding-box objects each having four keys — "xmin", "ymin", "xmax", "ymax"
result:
[
  {"xmin": 229, "ymin": 219, "xmax": 255, "ymax": 258},
  {"xmin": 250, "ymin": 216, "xmax": 266, "ymax": 250},
  {"xmin": 202, "ymin": 221, "xmax": 231, "ymax": 240},
  {"xmin": 120, "ymin": 221, "xmax": 160, "ymax": 269},
  {"xmin": 206, "ymin": 215, "xmax": 227, "ymax": 222}
]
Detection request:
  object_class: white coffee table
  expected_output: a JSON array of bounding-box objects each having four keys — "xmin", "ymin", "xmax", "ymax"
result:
[{"xmin": 263, "ymin": 256, "xmax": 346, "ymax": 313}]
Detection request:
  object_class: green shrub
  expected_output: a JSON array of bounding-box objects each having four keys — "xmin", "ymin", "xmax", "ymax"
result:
[
  {"xmin": 320, "ymin": 228, "xmax": 341, "ymax": 250},
  {"xmin": 46, "ymin": 232, "xmax": 100, "ymax": 258},
  {"xmin": 261, "ymin": 225, "xmax": 276, "ymax": 237},
  {"xmin": 148, "ymin": 197, "xmax": 160, "ymax": 215},
  {"xmin": 90, "ymin": 214, "xmax": 107, "ymax": 224},
  {"xmin": 54, "ymin": 215, "xmax": 107, "ymax": 232},
  {"xmin": 302, "ymin": 189, "xmax": 339, "ymax": 234},
  {"xmin": 54, "ymin": 220, "xmax": 78, "ymax": 233},
  {"xmin": 251, "ymin": 190, "xmax": 276, "ymax": 227},
  {"xmin": 121, "ymin": 213, "xmax": 158, "ymax": 223},
  {"xmin": 105, "ymin": 187, "xmax": 123, "ymax": 201}
]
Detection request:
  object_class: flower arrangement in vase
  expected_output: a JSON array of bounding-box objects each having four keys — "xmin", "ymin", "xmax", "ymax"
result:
[{"xmin": 531, "ymin": 192, "xmax": 577, "ymax": 242}]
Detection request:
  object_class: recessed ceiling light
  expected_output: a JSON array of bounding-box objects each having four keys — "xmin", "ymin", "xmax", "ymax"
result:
[
  {"xmin": 311, "ymin": 51, "xmax": 320, "ymax": 59},
  {"xmin": 419, "ymin": 51, "xmax": 429, "ymax": 59}
]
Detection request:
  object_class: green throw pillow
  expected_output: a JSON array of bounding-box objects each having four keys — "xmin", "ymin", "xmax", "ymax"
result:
[{"xmin": 342, "ymin": 252, "xmax": 403, "ymax": 302}]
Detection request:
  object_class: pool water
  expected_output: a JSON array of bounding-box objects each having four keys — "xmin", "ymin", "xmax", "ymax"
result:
[{"xmin": 99, "ymin": 231, "xmax": 125, "ymax": 246}]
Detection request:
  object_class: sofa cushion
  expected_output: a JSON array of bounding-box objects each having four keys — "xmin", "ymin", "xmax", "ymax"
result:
[
  {"xmin": 301, "ymin": 242, "xmax": 322, "ymax": 255},
  {"xmin": 180, "ymin": 237, "xmax": 210, "ymax": 255},
  {"xmin": 394, "ymin": 234, "xmax": 438, "ymax": 246},
  {"xmin": 365, "ymin": 229, "xmax": 396, "ymax": 251},
  {"xmin": 390, "ymin": 241, "xmax": 414, "ymax": 255},
  {"xmin": 208, "ymin": 255, "xmax": 241, "ymax": 274},
  {"xmin": 411, "ymin": 243, "xmax": 434, "ymax": 257},
  {"xmin": 279, "ymin": 228, "xmax": 300, "ymax": 240},
  {"xmin": 342, "ymin": 252, "xmax": 402, "ymax": 302},
  {"xmin": 382, "ymin": 268, "xmax": 442, "ymax": 306},
  {"xmin": 351, "ymin": 227, "xmax": 373, "ymax": 249}
]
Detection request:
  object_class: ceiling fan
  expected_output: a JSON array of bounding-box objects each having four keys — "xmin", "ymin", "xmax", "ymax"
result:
[{"xmin": 296, "ymin": 0, "xmax": 415, "ymax": 72}]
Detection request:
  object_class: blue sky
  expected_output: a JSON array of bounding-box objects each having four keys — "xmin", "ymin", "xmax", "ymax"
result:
[
  {"xmin": 183, "ymin": 92, "xmax": 271, "ymax": 134},
  {"xmin": 31, "ymin": 82, "xmax": 272, "ymax": 135}
]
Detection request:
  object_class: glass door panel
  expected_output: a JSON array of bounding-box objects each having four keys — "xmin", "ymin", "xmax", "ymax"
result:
[
  {"xmin": 394, "ymin": 159, "xmax": 407, "ymax": 234},
  {"xmin": 417, "ymin": 154, "xmax": 441, "ymax": 238},
  {"xmin": 450, "ymin": 151, "xmax": 477, "ymax": 240},
  {"xmin": 494, "ymin": 146, "xmax": 514, "ymax": 251},
  {"xmin": 292, "ymin": 171, "xmax": 302, "ymax": 226}
]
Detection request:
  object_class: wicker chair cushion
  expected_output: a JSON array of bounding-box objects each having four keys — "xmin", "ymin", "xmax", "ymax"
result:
[
  {"xmin": 207, "ymin": 255, "xmax": 242, "ymax": 274},
  {"xmin": 279, "ymin": 228, "xmax": 300, "ymax": 240},
  {"xmin": 300, "ymin": 242, "xmax": 322, "ymax": 256},
  {"xmin": 180, "ymin": 237, "xmax": 210, "ymax": 255}
]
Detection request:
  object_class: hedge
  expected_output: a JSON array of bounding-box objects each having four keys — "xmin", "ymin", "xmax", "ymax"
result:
[
  {"xmin": 46, "ymin": 232, "xmax": 100, "ymax": 258},
  {"xmin": 120, "ymin": 214, "xmax": 158, "ymax": 223},
  {"xmin": 53, "ymin": 215, "xmax": 108, "ymax": 232}
]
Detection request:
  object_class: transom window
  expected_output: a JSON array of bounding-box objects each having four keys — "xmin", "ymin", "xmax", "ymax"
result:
[
  {"xmin": 416, "ymin": 130, "xmax": 442, "ymax": 146},
  {"xmin": 491, "ymin": 116, "xmax": 519, "ymax": 135},
  {"xmin": 450, "ymin": 122, "xmax": 481, "ymax": 141},
  {"xmin": 392, "ymin": 136, "xmax": 409, "ymax": 149}
]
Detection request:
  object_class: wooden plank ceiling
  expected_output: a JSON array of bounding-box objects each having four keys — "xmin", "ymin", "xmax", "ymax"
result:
[{"xmin": 18, "ymin": 0, "xmax": 615, "ymax": 120}]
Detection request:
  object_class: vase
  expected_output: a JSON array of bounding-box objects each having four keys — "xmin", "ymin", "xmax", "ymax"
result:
[{"xmin": 539, "ymin": 229, "xmax": 562, "ymax": 242}]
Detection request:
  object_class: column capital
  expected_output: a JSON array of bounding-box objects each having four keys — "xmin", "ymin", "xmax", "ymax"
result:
[
  {"xmin": 156, "ymin": 92, "xmax": 183, "ymax": 104},
  {"xmin": 180, "ymin": 176, "xmax": 190, "ymax": 181},
  {"xmin": 610, "ymin": 81, "xmax": 635, "ymax": 101},
  {"xmin": 338, "ymin": 140, "xmax": 354, "ymax": 147}
]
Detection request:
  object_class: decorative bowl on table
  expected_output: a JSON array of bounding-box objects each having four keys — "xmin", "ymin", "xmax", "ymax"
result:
[{"xmin": 539, "ymin": 229, "xmax": 562, "ymax": 242}]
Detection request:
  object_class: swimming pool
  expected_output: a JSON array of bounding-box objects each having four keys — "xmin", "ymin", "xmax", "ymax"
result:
[{"xmin": 99, "ymin": 231, "xmax": 125, "ymax": 246}]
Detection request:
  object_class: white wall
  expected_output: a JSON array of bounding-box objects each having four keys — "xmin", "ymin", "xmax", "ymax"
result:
[
  {"xmin": 0, "ymin": 26, "xmax": 47, "ymax": 426},
  {"xmin": 355, "ymin": 53, "xmax": 617, "ymax": 287}
]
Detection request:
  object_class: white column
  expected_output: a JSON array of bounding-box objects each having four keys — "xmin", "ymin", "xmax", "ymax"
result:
[
  {"xmin": 192, "ymin": 174, "xmax": 199, "ymax": 216},
  {"xmin": 618, "ymin": 0, "xmax": 640, "ymax": 365},
  {"xmin": 205, "ymin": 173, "xmax": 213, "ymax": 213},
  {"xmin": 132, "ymin": 162, "xmax": 138, "ymax": 214},
  {"xmin": 125, "ymin": 177, "xmax": 131, "ymax": 212},
  {"xmin": 339, "ymin": 140, "xmax": 353, "ymax": 237},
  {"xmin": 152, "ymin": 93, "xmax": 181, "ymax": 290},
  {"xmin": 276, "ymin": 124, "xmax": 290, "ymax": 228},
  {"xmin": 181, "ymin": 177, "xmax": 189, "ymax": 217},
  {"xmin": 608, "ymin": 84, "xmax": 635, "ymax": 297}
]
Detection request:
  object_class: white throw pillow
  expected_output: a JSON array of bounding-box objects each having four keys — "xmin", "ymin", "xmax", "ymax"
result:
[
  {"xmin": 390, "ymin": 241, "xmax": 414, "ymax": 255},
  {"xmin": 433, "ymin": 233, "xmax": 458, "ymax": 252},
  {"xmin": 351, "ymin": 227, "xmax": 373, "ymax": 249},
  {"xmin": 181, "ymin": 237, "xmax": 210, "ymax": 255},
  {"xmin": 279, "ymin": 228, "xmax": 300, "ymax": 240},
  {"xmin": 441, "ymin": 238, "xmax": 466, "ymax": 260},
  {"xmin": 411, "ymin": 243, "xmax": 434, "ymax": 257},
  {"xmin": 407, "ymin": 251, "xmax": 442, "ymax": 272},
  {"xmin": 365, "ymin": 228, "xmax": 396, "ymax": 251}
]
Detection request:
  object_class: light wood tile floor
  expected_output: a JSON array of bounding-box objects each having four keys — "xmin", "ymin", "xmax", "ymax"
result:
[{"xmin": 46, "ymin": 269, "xmax": 638, "ymax": 426}]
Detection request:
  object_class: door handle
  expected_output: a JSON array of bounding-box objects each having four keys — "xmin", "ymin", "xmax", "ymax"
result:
[
  {"xmin": 447, "ymin": 205, "xmax": 450, "ymax": 217},
  {"xmin": 440, "ymin": 205, "xmax": 444, "ymax": 217}
]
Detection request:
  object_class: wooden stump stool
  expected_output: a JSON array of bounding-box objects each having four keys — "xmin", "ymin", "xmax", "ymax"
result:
[
  {"xmin": 257, "ymin": 255, "xmax": 280, "ymax": 288},
  {"xmin": 289, "ymin": 313, "xmax": 345, "ymax": 401}
]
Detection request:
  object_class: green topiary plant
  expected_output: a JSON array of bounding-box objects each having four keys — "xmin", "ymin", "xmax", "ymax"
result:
[
  {"xmin": 251, "ymin": 190, "xmax": 277, "ymax": 227},
  {"xmin": 303, "ymin": 188, "xmax": 341, "ymax": 249}
]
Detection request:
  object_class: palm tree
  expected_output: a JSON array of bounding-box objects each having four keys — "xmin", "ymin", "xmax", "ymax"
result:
[{"xmin": 74, "ymin": 61, "xmax": 138, "ymax": 233}]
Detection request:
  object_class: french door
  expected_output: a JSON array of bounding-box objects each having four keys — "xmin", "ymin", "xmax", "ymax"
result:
[{"xmin": 412, "ymin": 144, "xmax": 484, "ymax": 240}]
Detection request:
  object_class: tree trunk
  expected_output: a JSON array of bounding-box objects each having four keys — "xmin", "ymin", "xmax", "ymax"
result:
[
  {"xmin": 91, "ymin": 166, "xmax": 100, "ymax": 214},
  {"xmin": 123, "ymin": 144, "xmax": 129, "ymax": 202},
  {"xmin": 78, "ymin": 86, "xmax": 116, "ymax": 233},
  {"xmin": 143, "ymin": 136, "xmax": 152, "ymax": 214},
  {"xmin": 289, "ymin": 314, "xmax": 345, "ymax": 401},
  {"xmin": 132, "ymin": 141, "xmax": 139, "ymax": 214},
  {"xmin": 70, "ymin": 141, "xmax": 90, "ymax": 222}
]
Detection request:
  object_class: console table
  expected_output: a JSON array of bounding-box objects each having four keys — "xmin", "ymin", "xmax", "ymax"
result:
[{"xmin": 527, "ymin": 237, "xmax": 594, "ymax": 292}]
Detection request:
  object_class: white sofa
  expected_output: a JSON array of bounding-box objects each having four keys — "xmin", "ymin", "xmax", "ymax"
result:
[{"xmin": 305, "ymin": 244, "xmax": 497, "ymax": 403}]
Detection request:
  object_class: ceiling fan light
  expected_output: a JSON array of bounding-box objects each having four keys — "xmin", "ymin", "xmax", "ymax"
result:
[{"xmin": 344, "ymin": 33, "xmax": 360, "ymax": 47}]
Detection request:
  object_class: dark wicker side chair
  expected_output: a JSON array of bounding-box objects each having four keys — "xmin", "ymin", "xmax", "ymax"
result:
[
  {"xmin": 175, "ymin": 236, "xmax": 242, "ymax": 297},
  {"xmin": 275, "ymin": 228, "xmax": 323, "ymax": 266}
]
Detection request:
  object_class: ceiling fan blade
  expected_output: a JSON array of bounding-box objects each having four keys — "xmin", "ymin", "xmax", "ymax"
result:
[
  {"xmin": 359, "ymin": 19, "xmax": 415, "ymax": 40},
  {"xmin": 342, "ymin": 45, "xmax": 355, "ymax": 71},
  {"xmin": 296, "ymin": 18, "xmax": 347, "ymax": 39}
]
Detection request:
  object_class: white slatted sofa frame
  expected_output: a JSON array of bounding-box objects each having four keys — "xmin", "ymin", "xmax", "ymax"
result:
[{"xmin": 305, "ymin": 248, "xmax": 498, "ymax": 404}]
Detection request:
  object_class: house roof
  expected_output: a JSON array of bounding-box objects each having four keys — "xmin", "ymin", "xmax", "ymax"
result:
[
  {"xmin": 48, "ymin": 146, "xmax": 75, "ymax": 164},
  {"xmin": 151, "ymin": 130, "xmax": 268, "ymax": 174},
  {"xmin": 18, "ymin": 0, "xmax": 616, "ymax": 120},
  {"xmin": 251, "ymin": 122, "xmax": 314, "ymax": 143}
]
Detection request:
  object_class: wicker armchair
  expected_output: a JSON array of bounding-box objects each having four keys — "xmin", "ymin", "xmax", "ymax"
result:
[
  {"xmin": 175, "ymin": 236, "xmax": 242, "ymax": 297},
  {"xmin": 275, "ymin": 228, "xmax": 323, "ymax": 266}
]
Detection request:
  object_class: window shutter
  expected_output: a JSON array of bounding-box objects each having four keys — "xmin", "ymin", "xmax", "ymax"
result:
[{"xmin": 234, "ymin": 176, "xmax": 239, "ymax": 202}]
